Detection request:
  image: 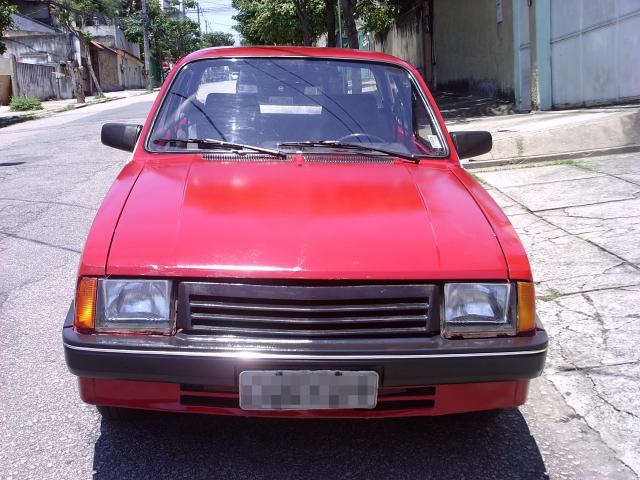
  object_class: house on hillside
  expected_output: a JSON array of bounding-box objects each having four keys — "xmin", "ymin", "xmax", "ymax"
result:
[
  {"xmin": 80, "ymin": 16, "xmax": 145, "ymax": 92},
  {"xmin": 1, "ymin": 12, "xmax": 76, "ymax": 102},
  {"xmin": 89, "ymin": 40, "xmax": 144, "ymax": 92},
  {"xmin": 1, "ymin": 6, "xmax": 144, "ymax": 103}
]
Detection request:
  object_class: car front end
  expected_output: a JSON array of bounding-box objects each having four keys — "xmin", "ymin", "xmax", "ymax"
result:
[
  {"xmin": 63, "ymin": 46, "xmax": 546, "ymax": 418},
  {"xmin": 64, "ymin": 278, "xmax": 545, "ymax": 418}
]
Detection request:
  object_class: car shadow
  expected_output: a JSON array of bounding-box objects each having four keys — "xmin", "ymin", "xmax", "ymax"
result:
[{"xmin": 92, "ymin": 409, "xmax": 548, "ymax": 480}]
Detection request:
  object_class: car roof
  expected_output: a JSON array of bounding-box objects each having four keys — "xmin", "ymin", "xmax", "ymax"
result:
[{"xmin": 179, "ymin": 46, "xmax": 409, "ymax": 68}]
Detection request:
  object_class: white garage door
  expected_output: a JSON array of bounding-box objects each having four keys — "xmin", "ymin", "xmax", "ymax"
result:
[{"xmin": 551, "ymin": 0, "xmax": 640, "ymax": 108}]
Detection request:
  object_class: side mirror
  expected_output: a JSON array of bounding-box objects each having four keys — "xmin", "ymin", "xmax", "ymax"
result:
[
  {"xmin": 450, "ymin": 131, "xmax": 492, "ymax": 159},
  {"xmin": 101, "ymin": 123, "xmax": 142, "ymax": 152}
]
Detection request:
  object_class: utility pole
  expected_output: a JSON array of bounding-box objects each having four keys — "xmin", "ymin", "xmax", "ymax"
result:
[
  {"xmin": 197, "ymin": 5, "xmax": 201, "ymax": 36},
  {"xmin": 141, "ymin": 0, "xmax": 152, "ymax": 90},
  {"xmin": 337, "ymin": 0, "xmax": 343, "ymax": 48}
]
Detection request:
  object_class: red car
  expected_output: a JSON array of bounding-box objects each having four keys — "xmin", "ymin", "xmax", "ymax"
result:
[{"xmin": 63, "ymin": 47, "xmax": 546, "ymax": 419}]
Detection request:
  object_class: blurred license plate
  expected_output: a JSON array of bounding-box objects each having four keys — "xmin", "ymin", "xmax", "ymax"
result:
[{"xmin": 239, "ymin": 370, "xmax": 379, "ymax": 410}]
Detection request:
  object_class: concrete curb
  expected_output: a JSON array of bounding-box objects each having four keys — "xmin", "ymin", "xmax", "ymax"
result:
[
  {"xmin": 454, "ymin": 104, "xmax": 640, "ymax": 170},
  {"xmin": 464, "ymin": 143, "xmax": 640, "ymax": 170}
]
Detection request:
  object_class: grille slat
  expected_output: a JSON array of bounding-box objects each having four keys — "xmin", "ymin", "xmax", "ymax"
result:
[
  {"xmin": 190, "ymin": 312, "xmax": 428, "ymax": 325},
  {"xmin": 188, "ymin": 325, "xmax": 428, "ymax": 337},
  {"xmin": 189, "ymin": 300, "xmax": 428, "ymax": 313},
  {"xmin": 179, "ymin": 282, "xmax": 436, "ymax": 340}
]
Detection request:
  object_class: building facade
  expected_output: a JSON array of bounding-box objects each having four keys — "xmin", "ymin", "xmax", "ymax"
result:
[
  {"xmin": 2, "ymin": 7, "xmax": 144, "ymax": 101},
  {"xmin": 373, "ymin": 0, "xmax": 640, "ymax": 110}
]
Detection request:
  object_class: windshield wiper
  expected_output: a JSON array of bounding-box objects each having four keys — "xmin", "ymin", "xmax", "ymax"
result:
[
  {"xmin": 278, "ymin": 140, "xmax": 423, "ymax": 163},
  {"xmin": 154, "ymin": 138, "xmax": 286, "ymax": 158}
]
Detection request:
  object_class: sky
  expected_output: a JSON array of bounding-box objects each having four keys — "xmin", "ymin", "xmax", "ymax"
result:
[{"xmin": 185, "ymin": 0, "xmax": 241, "ymax": 45}]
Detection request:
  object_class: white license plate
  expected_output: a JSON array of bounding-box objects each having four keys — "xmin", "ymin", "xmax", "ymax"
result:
[{"xmin": 239, "ymin": 370, "xmax": 379, "ymax": 410}]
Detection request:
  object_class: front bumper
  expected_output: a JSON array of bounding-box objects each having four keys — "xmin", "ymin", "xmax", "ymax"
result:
[
  {"xmin": 62, "ymin": 303, "xmax": 547, "ymax": 388},
  {"xmin": 77, "ymin": 377, "xmax": 532, "ymax": 418}
]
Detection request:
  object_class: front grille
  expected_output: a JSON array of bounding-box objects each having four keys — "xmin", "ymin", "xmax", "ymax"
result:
[{"xmin": 178, "ymin": 282, "xmax": 436, "ymax": 339}]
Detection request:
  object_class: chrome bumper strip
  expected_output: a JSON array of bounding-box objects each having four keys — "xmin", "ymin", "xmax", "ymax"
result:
[{"xmin": 63, "ymin": 342, "xmax": 547, "ymax": 361}]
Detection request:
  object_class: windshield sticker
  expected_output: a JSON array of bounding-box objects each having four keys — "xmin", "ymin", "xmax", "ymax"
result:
[
  {"xmin": 260, "ymin": 105, "xmax": 323, "ymax": 115},
  {"xmin": 426, "ymin": 135, "xmax": 443, "ymax": 149}
]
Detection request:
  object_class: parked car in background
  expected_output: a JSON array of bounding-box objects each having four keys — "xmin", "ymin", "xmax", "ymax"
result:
[{"xmin": 63, "ymin": 47, "xmax": 547, "ymax": 420}]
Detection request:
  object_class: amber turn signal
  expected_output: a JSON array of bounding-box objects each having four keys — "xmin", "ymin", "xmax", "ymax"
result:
[
  {"xmin": 517, "ymin": 282, "xmax": 536, "ymax": 333},
  {"xmin": 75, "ymin": 277, "xmax": 97, "ymax": 332}
]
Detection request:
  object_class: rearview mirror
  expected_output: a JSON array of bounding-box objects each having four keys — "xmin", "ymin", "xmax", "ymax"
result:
[
  {"xmin": 101, "ymin": 123, "xmax": 142, "ymax": 152},
  {"xmin": 450, "ymin": 131, "xmax": 492, "ymax": 159}
]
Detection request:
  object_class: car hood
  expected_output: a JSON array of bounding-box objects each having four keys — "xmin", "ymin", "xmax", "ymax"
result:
[{"xmin": 107, "ymin": 159, "xmax": 507, "ymax": 279}]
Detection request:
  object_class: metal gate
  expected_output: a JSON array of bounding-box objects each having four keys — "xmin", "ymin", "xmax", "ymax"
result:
[{"xmin": 550, "ymin": 0, "xmax": 640, "ymax": 108}]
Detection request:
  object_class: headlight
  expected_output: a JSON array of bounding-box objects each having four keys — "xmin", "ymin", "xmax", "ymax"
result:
[
  {"xmin": 94, "ymin": 279, "xmax": 173, "ymax": 334},
  {"xmin": 442, "ymin": 283, "xmax": 515, "ymax": 338}
]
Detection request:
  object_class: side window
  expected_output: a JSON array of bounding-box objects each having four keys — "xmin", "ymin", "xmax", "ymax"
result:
[
  {"xmin": 412, "ymin": 86, "xmax": 445, "ymax": 153},
  {"xmin": 413, "ymin": 88, "xmax": 434, "ymax": 138}
]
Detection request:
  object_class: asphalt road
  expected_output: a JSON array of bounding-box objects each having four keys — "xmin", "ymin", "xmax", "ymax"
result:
[{"xmin": 0, "ymin": 95, "xmax": 635, "ymax": 480}]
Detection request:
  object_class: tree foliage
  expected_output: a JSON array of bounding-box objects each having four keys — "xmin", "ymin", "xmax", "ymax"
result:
[
  {"xmin": 120, "ymin": 0, "xmax": 200, "ymax": 62},
  {"xmin": 355, "ymin": 0, "xmax": 399, "ymax": 34},
  {"xmin": 0, "ymin": 0, "xmax": 17, "ymax": 55},
  {"xmin": 200, "ymin": 31, "xmax": 235, "ymax": 48},
  {"xmin": 232, "ymin": 0, "xmax": 325, "ymax": 46},
  {"xmin": 232, "ymin": 0, "xmax": 406, "ymax": 46}
]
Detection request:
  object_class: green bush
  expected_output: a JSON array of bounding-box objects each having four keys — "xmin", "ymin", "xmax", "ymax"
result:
[{"xmin": 9, "ymin": 95, "xmax": 43, "ymax": 112}]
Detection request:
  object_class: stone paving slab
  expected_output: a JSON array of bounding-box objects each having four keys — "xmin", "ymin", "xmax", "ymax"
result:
[
  {"xmin": 538, "ymin": 286, "xmax": 640, "ymax": 371},
  {"xmin": 619, "ymin": 173, "xmax": 640, "ymax": 185},
  {"xmin": 549, "ymin": 364, "xmax": 640, "ymax": 475},
  {"xmin": 506, "ymin": 213, "xmax": 640, "ymax": 297},
  {"xmin": 538, "ymin": 198, "xmax": 640, "ymax": 265},
  {"xmin": 475, "ymin": 164, "xmax": 603, "ymax": 189},
  {"xmin": 522, "ymin": 377, "xmax": 636, "ymax": 479},
  {"xmin": 477, "ymin": 155, "xmax": 640, "ymax": 477},
  {"xmin": 485, "ymin": 188, "xmax": 529, "ymax": 216},
  {"xmin": 580, "ymin": 153, "xmax": 640, "ymax": 176},
  {"xmin": 502, "ymin": 175, "xmax": 639, "ymax": 212}
]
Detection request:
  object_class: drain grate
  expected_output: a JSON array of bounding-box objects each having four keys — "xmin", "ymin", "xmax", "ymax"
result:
[{"xmin": 0, "ymin": 162, "xmax": 25, "ymax": 167}]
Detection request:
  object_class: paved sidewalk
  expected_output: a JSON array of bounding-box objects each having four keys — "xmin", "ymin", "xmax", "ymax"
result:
[
  {"xmin": 475, "ymin": 153, "xmax": 640, "ymax": 477},
  {"xmin": 0, "ymin": 89, "xmax": 153, "ymax": 127},
  {"xmin": 434, "ymin": 92, "xmax": 640, "ymax": 168}
]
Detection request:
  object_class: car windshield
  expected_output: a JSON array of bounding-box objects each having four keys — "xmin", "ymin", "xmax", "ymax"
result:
[{"xmin": 147, "ymin": 57, "xmax": 447, "ymax": 157}]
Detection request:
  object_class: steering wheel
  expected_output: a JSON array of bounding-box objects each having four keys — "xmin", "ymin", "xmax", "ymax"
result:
[{"xmin": 338, "ymin": 133, "xmax": 386, "ymax": 143}]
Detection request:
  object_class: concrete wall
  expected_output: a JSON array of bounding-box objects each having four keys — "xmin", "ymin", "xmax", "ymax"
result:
[
  {"xmin": 96, "ymin": 50, "xmax": 120, "ymax": 92},
  {"xmin": 0, "ymin": 76, "xmax": 11, "ymax": 105},
  {"xmin": 0, "ymin": 57, "xmax": 10, "ymax": 75},
  {"xmin": 13, "ymin": 61, "xmax": 73, "ymax": 100},
  {"xmin": 14, "ymin": 62, "xmax": 55, "ymax": 99},
  {"xmin": 2, "ymin": 33, "xmax": 74, "ymax": 65},
  {"xmin": 83, "ymin": 25, "xmax": 141, "ymax": 58},
  {"xmin": 0, "ymin": 57, "xmax": 12, "ymax": 105},
  {"xmin": 433, "ymin": 0, "xmax": 515, "ymax": 100},
  {"xmin": 121, "ymin": 57, "xmax": 143, "ymax": 89},
  {"xmin": 9, "ymin": 13, "xmax": 57, "ymax": 34},
  {"xmin": 372, "ymin": 4, "xmax": 429, "ymax": 82},
  {"xmin": 0, "ymin": 57, "xmax": 11, "ymax": 105}
]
